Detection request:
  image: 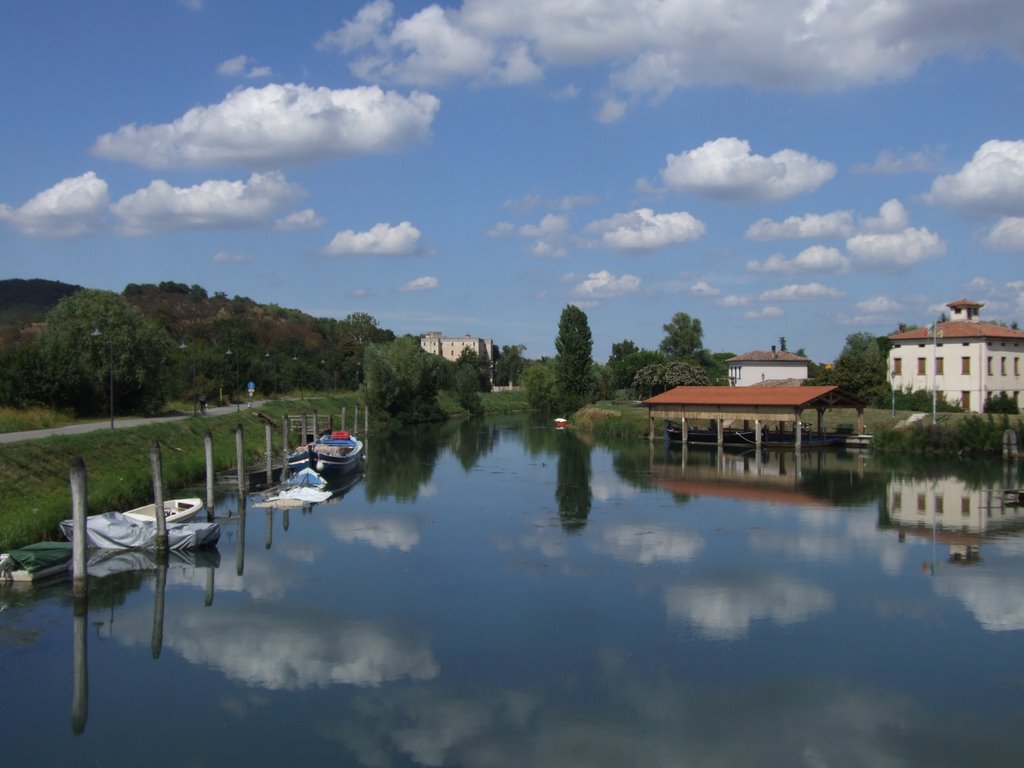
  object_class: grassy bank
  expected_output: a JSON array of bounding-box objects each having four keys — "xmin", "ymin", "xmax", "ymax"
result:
[{"xmin": 0, "ymin": 395, "xmax": 366, "ymax": 551}]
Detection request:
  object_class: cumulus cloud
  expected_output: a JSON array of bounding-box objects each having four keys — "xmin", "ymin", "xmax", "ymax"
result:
[
  {"xmin": 659, "ymin": 138, "xmax": 835, "ymax": 201},
  {"xmin": 518, "ymin": 213, "xmax": 569, "ymax": 258},
  {"xmin": 718, "ymin": 294, "xmax": 749, "ymax": 307},
  {"xmin": 92, "ymin": 83, "xmax": 439, "ymax": 169},
  {"xmin": 759, "ymin": 283, "xmax": 844, "ymax": 301},
  {"xmin": 275, "ymin": 209, "xmax": 324, "ymax": 230},
  {"xmin": 0, "ymin": 171, "xmax": 109, "ymax": 237},
  {"xmin": 398, "ymin": 275, "xmax": 438, "ymax": 292},
  {"xmin": 985, "ymin": 217, "xmax": 1024, "ymax": 251},
  {"xmin": 570, "ymin": 270, "xmax": 641, "ymax": 300},
  {"xmin": 584, "ymin": 208, "xmax": 705, "ymax": 250},
  {"xmin": 110, "ymin": 172, "xmax": 303, "ymax": 235},
  {"xmin": 744, "ymin": 306, "xmax": 784, "ymax": 319},
  {"xmin": 860, "ymin": 198, "xmax": 909, "ymax": 233},
  {"xmin": 846, "ymin": 227, "xmax": 946, "ymax": 268},
  {"xmin": 853, "ymin": 147, "xmax": 939, "ymax": 174},
  {"xmin": 689, "ymin": 281, "xmax": 720, "ymax": 297},
  {"xmin": 926, "ymin": 139, "xmax": 1024, "ymax": 216},
  {"xmin": 212, "ymin": 250, "xmax": 252, "ymax": 264},
  {"xmin": 217, "ymin": 54, "xmax": 271, "ymax": 78},
  {"xmin": 746, "ymin": 245, "xmax": 849, "ymax": 274},
  {"xmin": 322, "ymin": 1, "xmax": 1024, "ymax": 117},
  {"xmin": 325, "ymin": 221, "xmax": 421, "ymax": 256},
  {"xmin": 856, "ymin": 296, "xmax": 903, "ymax": 314},
  {"xmin": 745, "ymin": 210, "xmax": 855, "ymax": 240}
]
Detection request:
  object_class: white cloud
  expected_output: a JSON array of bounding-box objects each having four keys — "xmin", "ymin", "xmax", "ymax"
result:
[
  {"xmin": 860, "ymin": 198, "xmax": 909, "ymax": 233},
  {"xmin": 853, "ymin": 147, "xmax": 938, "ymax": 175},
  {"xmin": 744, "ymin": 306, "xmax": 784, "ymax": 319},
  {"xmin": 213, "ymin": 250, "xmax": 252, "ymax": 264},
  {"xmin": 745, "ymin": 210, "xmax": 854, "ymax": 240},
  {"xmin": 92, "ymin": 83, "xmax": 439, "ymax": 169},
  {"xmin": 398, "ymin": 275, "xmax": 438, "ymax": 292},
  {"xmin": 985, "ymin": 217, "xmax": 1024, "ymax": 251},
  {"xmin": 111, "ymin": 172, "xmax": 303, "ymax": 235},
  {"xmin": 570, "ymin": 270, "xmax": 641, "ymax": 300},
  {"xmin": 0, "ymin": 171, "xmax": 108, "ymax": 238},
  {"xmin": 585, "ymin": 208, "xmax": 705, "ymax": 250},
  {"xmin": 486, "ymin": 221, "xmax": 515, "ymax": 237},
  {"xmin": 856, "ymin": 296, "xmax": 902, "ymax": 313},
  {"xmin": 747, "ymin": 245, "xmax": 849, "ymax": 274},
  {"xmin": 519, "ymin": 213, "xmax": 569, "ymax": 258},
  {"xmin": 325, "ymin": 221, "xmax": 421, "ymax": 256},
  {"xmin": 846, "ymin": 227, "xmax": 946, "ymax": 268},
  {"xmin": 592, "ymin": 524, "xmax": 704, "ymax": 565},
  {"xmin": 759, "ymin": 283, "xmax": 844, "ymax": 301},
  {"xmin": 217, "ymin": 54, "xmax": 271, "ymax": 79},
  {"xmin": 718, "ymin": 294, "xmax": 749, "ymax": 307},
  {"xmin": 689, "ymin": 281, "xmax": 720, "ymax": 297},
  {"xmin": 660, "ymin": 138, "xmax": 835, "ymax": 201},
  {"xmin": 926, "ymin": 139, "xmax": 1024, "ymax": 216},
  {"xmin": 324, "ymin": 1, "xmax": 1024, "ymax": 117},
  {"xmin": 275, "ymin": 209, "xmax": 324, "ymax": 230}
]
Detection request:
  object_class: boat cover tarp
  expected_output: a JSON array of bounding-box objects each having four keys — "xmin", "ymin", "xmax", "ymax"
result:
[
  {"xmin": 284, "ymin": 467, "xmax": 327, "ymax": 487},
  {"xmin": 86, "ymin": 547, "xmax": 222, "ymax": 577},
  {"xmin": 60, "ymin": 511, "xmax": 220, "ymax": 551},
  {"xmin": 0, "ymin": 542, "xmax": 72, "ymax": 576}
]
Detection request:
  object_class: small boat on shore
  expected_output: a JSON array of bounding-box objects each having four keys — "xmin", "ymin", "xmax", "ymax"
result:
[
  {"xmin": 554, "ymin": 417, "xmax": 568, "ymax": 429},
  {"xmin": 1, "ymin": 542, "xmax": 72, "ymax": 583},
  {"xmin": 123, "ymin": 497, "xmax": 203, "ymax": 524}
]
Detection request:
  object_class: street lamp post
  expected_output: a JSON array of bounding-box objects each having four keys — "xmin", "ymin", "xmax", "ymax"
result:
[
  {"xmin": 91, "ymin": 328, "xmax": 114, "ymax": 429},
  {"xmin": 181, "ymin": 341, "xmax": 197, "ymax": 417},
  {"xmin": 226, "ymin": 349, "xmax": 240, "ymax": 412},
  {"xmin": 890, "ymin": 370, "xmax": 896, "ymax": 419},
  {"xmin": 293, "ymin": 356, "xmax": 302, "ymax": 400}
]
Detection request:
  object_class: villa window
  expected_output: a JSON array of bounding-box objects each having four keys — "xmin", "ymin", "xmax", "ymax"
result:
[
  {"xmin": 987, "ymin": 356, "xmax": 993, "ymax": 375},
  {"xmin": 936, "ymin": 358, "xmax": 944, "ymax": 375},
  {"xmin": 1001, "ymin": 357, "xmax": 1007, "ymax": 376},
  {"xmin": 917, "ymin": 357, "xmax": 926, "ymax": 375},
  {"xmin": 917, "ymin": 494, "xmax": 926, "ymax": 513},
  {"xmin": 893, "ymin": 359, "xmax": 902, "ymax": 375},
  {"xmin": 962, "ymin": 357, "xmax": 971, "ymax": 375},
  {"xmin": 961, "ymin": 497, "xmax": 971, "ymax": 517}
]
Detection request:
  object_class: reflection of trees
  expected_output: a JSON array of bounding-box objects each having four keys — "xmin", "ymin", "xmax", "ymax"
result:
[
  {"xmin": 364, "ymin": 422, "xmax": 452, "ymax": 502},
  {"xmin": 519, "ymin": 413, "xmax": 565, "ymax": 457},
  {"xmin": 556, "ymin": 430, "xmax": 592, "ymax": 533},
  {"xmin": 450, "ymin": 417, "xmax": 500, "ymax": 471}
]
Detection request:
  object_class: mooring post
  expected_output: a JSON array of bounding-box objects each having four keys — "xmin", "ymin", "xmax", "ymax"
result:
[
  {"xmin": 281, "ymin": 415, "xmax": 290, "ymax": 481},
  {"xmin": 302, "ymin": 412, "xmax": 308, "ymax": 444},
  {"xmin": 151, "ymin": 559, "xmax": 167, "ymax": 659},
  {"xmin": 150, "ymin": 442, "xmax": 168, "ymax": 551},
  {"xmin": 235, "ymin": 424, "xmax": 245, "ymax": 497},
  {"xmin": 353, "ymin": 404, "xmax": 359, "ymax": 434},
  {"xmin": 236, "ymin": 497, "xmax": 246, "ymax": 577},
  {"xmin": 72, "ymin": 592, "xmax": 88, "ymax": 735},
  {"xmin": 264, "ymin": 421, "xmax": 273, "ymax": 485},
  {"xmin": 341, "ymin": 405, "xmax": 347, "ymax": 433},
  {"xmin": 265, "ymin": 509, "xmax": 273, "ymax": 550},
  {"xmin": 313, "ymin": 409, "xmax": 319, "ymax": 438},
  {"xmin": 69, "ymin": 457, "xmax": 88, "ymax": 593},
  {"xmin": 364, "ymin": 404, "xmax": 368, "ymax": 435},
  {"xmin": 204, "ymin": 432, "xmax": 215, "ymax": 521}
]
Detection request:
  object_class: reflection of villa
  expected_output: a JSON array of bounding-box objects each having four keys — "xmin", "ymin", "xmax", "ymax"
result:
[{"xmin": 888, "ymin": 475, "xmax": 1024, "ymax": 563}]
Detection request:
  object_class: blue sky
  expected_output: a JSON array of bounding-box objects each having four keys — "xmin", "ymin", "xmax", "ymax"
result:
[{"xmin": 2, "ymin": 0, "xmax": 1023, "ymax": 363}]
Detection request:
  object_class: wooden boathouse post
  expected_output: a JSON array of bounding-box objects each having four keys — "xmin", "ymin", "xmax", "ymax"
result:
[
  {"xmin": 69, "ymin": 457, "xmax": 88, "ymax": 593},
  {"xmin": 150, "ymin": 441, "xmax": 168, "ymax": 551},
  {"xmin": 364, "ymin": 404, "xmax": 368, "ymax": 435},
  {"xmin": 352, "ymin": 404, "xmax": 358, "ymax": 433},
  {"xmin": 281, "ymin": 415, "xmax": 290, "ymax": 482},
  {"xmin": 204, "ymin": 432, "xmax": 215, "ymax": 521},
  {"xmin": 313, "ymin": 409, "xmax": 319, "ymax": 438}
]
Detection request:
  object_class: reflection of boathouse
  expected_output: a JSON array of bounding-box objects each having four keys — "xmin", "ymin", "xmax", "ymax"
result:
[
  {"xmin": 643, "ymin": 386, "xmax": 866, "ymax": 448},
  {"xmin": 888, "ymin": 476, "xmax": 1024, "ymax": 563}
]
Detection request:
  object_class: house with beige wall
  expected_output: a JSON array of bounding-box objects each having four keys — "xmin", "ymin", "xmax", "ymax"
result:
[
  {"xmin": 420, "ymin": 331, "xmax": 495, "ymax": 364},
  {"xmin": 726, "ymin": 347, "xmax": 810, "ymax": 387},
  {"xmin": 888, "ymin": 299, "xmax": 1024, "ymax": 413}
]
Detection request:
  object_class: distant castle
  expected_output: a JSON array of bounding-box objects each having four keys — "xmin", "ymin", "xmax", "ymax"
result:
[{"xmin": 420, "ymin": 331, "xmax": 495, "ymax": 363}]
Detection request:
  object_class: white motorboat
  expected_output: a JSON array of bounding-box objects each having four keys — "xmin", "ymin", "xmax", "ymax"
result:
[{"xmin": 123, "ymin": 497, "xmax": 203, "ymax": 524}]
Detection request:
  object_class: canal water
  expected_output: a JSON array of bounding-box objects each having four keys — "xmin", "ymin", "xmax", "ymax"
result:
[{"xmin": 3, "ymin": 414, "xmax": 1024, "ymax": 766}]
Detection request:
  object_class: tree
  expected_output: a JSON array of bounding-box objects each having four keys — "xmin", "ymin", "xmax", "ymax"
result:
[
  {"xmin": 831, "ymin": 332, "xmax": 888, "ymax": 404},
  {"xmin": 554, "ymin": 305, "xmax": 594, "ymax": 414},
  {"xmin": 522, "ymin": 360, "xmax": 557, "ymax": 412},
  {"xmin": 614, "ymin": 349, "xmax": 667, "ymax": 393},
  {"xmin": 40, "ymin": 289, "xmax": 175, "ymax": 416},
  {"xmin": 456, "ymin": 348, "xmax": 491, "ymax": 392},
  {"xmin": 659, "ymin": 312, "xmax": 704, "ymax": 360},
  {"xmin": 364, "ymin": 337, "xmax": 444, "ymax": 423},
  {"xmin": 494, "ymin": 344, "xmax": 526, "ymax": 387}
]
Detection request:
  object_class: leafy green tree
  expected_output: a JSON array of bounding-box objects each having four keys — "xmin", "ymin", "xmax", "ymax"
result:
[
  {"xmin": 615, "ymin": 349, "xmax": 667, "ymax": 393},
  {"xmin": 664, "ymin": 361, "xmax": 710, "ymax": 387},
  {"xmin": 364, "ymin": 337, "xmax": 444, "ymax": 423},
  {"xmin": 453, "ymin": 364, "xmax": 483, "ymax": 414},
  {"xmin": 554, "ymin": 305, "xmax": 594, "ymax": 413},
  {"xmin": 494, "ymin": 344, "xmax": 526, "ymax": 386},
  {"xmin": 522, "ymin": 360, "xmax": 557, "ymax": 411},
  {"xmin": 659, "ymin": 312, "xmax": 704, "ymax": 360},
  {"xmin": 831, "ymin": 332, "xmax": 888, "ymax": 404},
  {"xmin": 456, "ymin": 348, "xmax": 491, "ymax": 392},
  {"xmin": 40, "ymin": 289, "xmax": 176, "ymax": 416},
  {"xmin": 0, "ymin": 342, "xmax": 46, "ymax": 407}
]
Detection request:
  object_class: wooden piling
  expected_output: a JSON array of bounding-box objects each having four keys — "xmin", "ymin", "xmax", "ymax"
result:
[
  {"xmin": 281, "ymin": 415, "xmax": 290, "ymax": 482},
  {"xmin": 313, "ymin": 409, "xmax": 319, "ymax": 438},
  {"xmin": 150, "ymin": 442, "xmax": 167, "ymax": 551},
  {"xmin": 204, "ymin": 432, "xmax": 215, "ymax": 521},
  {"xmin": 264, "ymin": 421, "xmax": 273, "ymax": 485},
  {"xmin": 151, "ymin": 560, "xmax": 167, "ymax": 659},
  {"xmin": 69, "ymin": 457, "xmax": 88, "ymax": 593},
  {"xmin": 71, "ymin": 596, "xmax": 88, "ymax": 735},
  {"xmin": 353, "ymin": 404, "xmax": 359, "ymax": 434},
  {"xmin": 341, "ymin": 405, "xmax": 347, "ymax": 433},
  {"xmin": 364, "ymin": 404, "xmax": 368, "ymax": 435}
]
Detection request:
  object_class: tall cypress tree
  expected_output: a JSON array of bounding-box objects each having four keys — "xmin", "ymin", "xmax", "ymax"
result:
[{"xmin": 554, "ymin": 304, "xmax": 593, "ymax": 414}]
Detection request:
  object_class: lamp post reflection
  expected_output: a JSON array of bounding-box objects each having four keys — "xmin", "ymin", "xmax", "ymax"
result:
[
  {"xmin": 226, "ymin": 349, "xmax": 240, "ymax": 412},
  {"xmin": 91, "ymin": 328, "xmax": 114, "ymax": 429}
]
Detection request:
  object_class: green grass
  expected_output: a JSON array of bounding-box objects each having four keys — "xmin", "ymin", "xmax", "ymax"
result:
[{"xmin": 0, "ymin": 395, "xmax": 367, "ymax": 551}]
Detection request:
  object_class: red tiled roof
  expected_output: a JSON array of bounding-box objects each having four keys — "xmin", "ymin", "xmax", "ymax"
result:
[
  {"xmin": 726, "ymin": 350, "xmax": 809, "ymax": 363},
  {"xmin": 889, "ymin": 321, "xmax": 1024, "ymax": 342},
  {"xmin": 644, "ymin": 385, "xmax": 851, "ymax": 407}
]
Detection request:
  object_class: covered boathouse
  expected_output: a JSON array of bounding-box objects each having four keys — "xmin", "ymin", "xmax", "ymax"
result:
[{"xmin": 643, "ymin": 385, "xmax": 867, "ymax": 449}]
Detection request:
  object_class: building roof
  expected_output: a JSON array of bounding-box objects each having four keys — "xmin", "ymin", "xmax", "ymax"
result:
[
  {"xmin": 889, "ymin": 321, "xmax": 1024, "ymax": 342},
  {"xmin": 644, "ymin": 385, "xmax": 862, "ymax": 409},
  {"xmin": 726, "ymin": 350, "xmax": 809, "ymax": 363}
]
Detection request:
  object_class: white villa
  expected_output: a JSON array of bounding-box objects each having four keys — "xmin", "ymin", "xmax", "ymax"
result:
[
  {"xmin": 725, "ymin": 347, "xmax": 810, "ymax": 387},
  {"xmin": 420, "ymin": 331, "xmax": 495, "ymax": 364},
  {"xmin": 888, "ymin": 299, "xmax": 1024, "ymax": 413}
]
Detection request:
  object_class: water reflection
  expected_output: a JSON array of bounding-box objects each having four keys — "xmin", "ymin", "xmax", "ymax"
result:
[{"xmin": 556, "ymin": 430, "xmax": 592, "ymax": 532}]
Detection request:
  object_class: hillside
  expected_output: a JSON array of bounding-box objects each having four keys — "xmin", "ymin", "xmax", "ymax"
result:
[{"xmin": 0, "ymin": 278, "xmax": 82, "ymax": 347}]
